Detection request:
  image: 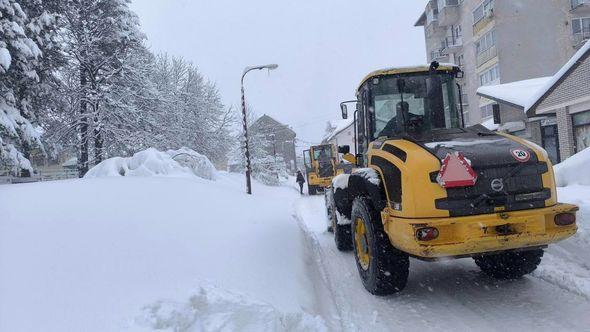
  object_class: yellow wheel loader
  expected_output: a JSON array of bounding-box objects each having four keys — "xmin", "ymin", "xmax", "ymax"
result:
[
  {"xmin": 326, "ymin": 62, "xmax": 578, "ymax": 295},
  {"xmin": 303, "ymin": 144, "xmax": 351, "ymax": 195}
]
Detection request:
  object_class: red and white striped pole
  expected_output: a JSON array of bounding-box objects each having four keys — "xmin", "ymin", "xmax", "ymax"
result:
[{"xmin": 240, "ymin": 64, "xmax": 278, "ymax": 195}]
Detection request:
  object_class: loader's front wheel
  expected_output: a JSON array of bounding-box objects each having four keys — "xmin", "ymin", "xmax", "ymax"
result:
[
  {"xmin": 324, "ymin": 191, "xmax": 336, "ymax": 233},
  {"xmin": 334, "ymin": 216, "xmax": 353, "ymax": 251},
  {"xmin": 351, "ymin": 197, "xmax": 409, "ymax": 295},
  {"xmin": 474, "ymin": 249, "xmax": 544, "ymax": 279}
]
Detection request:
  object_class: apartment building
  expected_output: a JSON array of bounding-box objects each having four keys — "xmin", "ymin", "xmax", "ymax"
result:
[{"xmin": 415, "ymin": 0, "xmax": 589, "ymax": 126}]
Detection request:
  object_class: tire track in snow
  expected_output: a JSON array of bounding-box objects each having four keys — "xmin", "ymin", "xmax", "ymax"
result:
[{"xmin": 293, "ymin": 195, "xmax": 590, "ymax": 332}]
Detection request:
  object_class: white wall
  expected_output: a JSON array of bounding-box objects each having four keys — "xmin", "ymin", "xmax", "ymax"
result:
[{"xmin": 327, "ymin": 125, "xmax": 355, "ymax": 152}]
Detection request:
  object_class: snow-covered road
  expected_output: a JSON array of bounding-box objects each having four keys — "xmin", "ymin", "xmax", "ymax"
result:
[{"xmin": 294, "ymin": 193, "xmax": 590, "ymax": 331}]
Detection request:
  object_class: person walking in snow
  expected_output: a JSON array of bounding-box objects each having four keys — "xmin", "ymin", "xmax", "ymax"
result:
[{"xmin": 296, "ymin": 170, "xmax": 305, "ymax": 194}]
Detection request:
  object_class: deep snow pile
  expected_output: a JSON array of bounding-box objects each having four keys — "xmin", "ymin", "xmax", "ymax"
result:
[
  {"xmin": 135, "ymin": 284, "xmax": 326, "ymax": 331},
  {"xmin": 166, "ymin": 147, "xmax": 217, "ymax": 180},
  {"xmin": 84, "ymin": 147, "xmax": 216, "ymax": 180},
  {"xmin": 0, "ymin": 173, "xmax": 325, "ymax": 331},
  {"xmin": 555, "ymin": 147, "xmax": 590, "ymax": 187}
]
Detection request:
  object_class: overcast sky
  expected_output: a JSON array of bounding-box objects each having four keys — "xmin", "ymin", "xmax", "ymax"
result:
[{"xmin": 130, "ymin": 0, "xmax": 429, "ymax": 146}]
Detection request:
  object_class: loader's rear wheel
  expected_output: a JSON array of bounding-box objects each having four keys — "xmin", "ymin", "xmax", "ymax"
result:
[
  {"xmin": 473, "ymin": 249, "xmax": 544, "ymax": 279},
  {"xmin": 351, "ymin": 197, "xmax": 409, "ymax": 295}
]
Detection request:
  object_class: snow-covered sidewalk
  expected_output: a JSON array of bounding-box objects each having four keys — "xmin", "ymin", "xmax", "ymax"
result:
[{"xmin": 0, "ymin": 173, "xmax": 326, "ymax": 331}]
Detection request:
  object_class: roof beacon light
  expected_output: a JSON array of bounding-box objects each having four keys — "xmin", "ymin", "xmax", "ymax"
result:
[{"xmin": 436, "ymin": 152, "xmax": 478, "ymax": 188}]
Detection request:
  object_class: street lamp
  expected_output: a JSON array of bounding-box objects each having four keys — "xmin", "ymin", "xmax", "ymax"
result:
[{"xmin": 241, "ymin": 63, "xmax": 279, "ymax": 195}]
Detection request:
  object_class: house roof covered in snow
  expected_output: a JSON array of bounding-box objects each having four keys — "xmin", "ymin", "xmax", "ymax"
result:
[
  {"xmin": 476, "ymin": 41, "xmax": 590, "ymax": 117},
  {"xmin": 525, "ymin": 40, "xmax": 590, "ymax": 116},
  {"xmin": 323, "ymin": 118, "xmax": 354, "ymax": 143},
  {"xmin": 476, "ymin": 77, "xmax": 552, "ymax": 110},
  {"xmin": 249, "ymin": 114, "xmax": 296, "ymax": 137}
]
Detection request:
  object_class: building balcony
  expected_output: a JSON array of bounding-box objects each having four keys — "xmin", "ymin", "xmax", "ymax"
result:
[
  {"xmin": 430, "ymin": 49, "xmax": 450, "ymax": 62},
  {"xmin": 438, "ymin": 1, "xmax": 461, "ymax": 26},
  {"xmin": 441, "ymin": 35, "xmax": 463, "ymax": 53},
  {"xmin": 572, "ymin": 31, "xmax": 590, "ymax": 48},
  {"xmin": 476, "ymin": 45, "xmax": 498, "ymax": 67}
]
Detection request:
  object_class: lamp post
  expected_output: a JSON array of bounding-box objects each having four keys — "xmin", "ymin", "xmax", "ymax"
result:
[{"xmin": 241, "ymin": 64, "xmax": 279, "ymax": 195}]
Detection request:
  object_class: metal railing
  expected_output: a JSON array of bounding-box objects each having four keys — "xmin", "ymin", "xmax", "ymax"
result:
[
  {"xmin": 573, "ymin": 31, "xmax": 590, "ymax": 47},
  {"xmin": 0, "ymin": 169, "xmax": 79, "ymax": 185},
  {"xmin": 441, "ymin": 35, "xmax": 463, "ymax": 50}
]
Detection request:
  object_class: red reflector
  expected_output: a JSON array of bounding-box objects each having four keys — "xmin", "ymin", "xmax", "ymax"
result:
[
  {"xmin": 416, "ymin": 227, "xmax": 439, "ymax": 241},
  {"xmin": 436, "ymin": 152, "xmax": 478, "ymax": 188},
  {"xmin": 554, "ymin": 213, "xmax": 576, "ymax": 226}
]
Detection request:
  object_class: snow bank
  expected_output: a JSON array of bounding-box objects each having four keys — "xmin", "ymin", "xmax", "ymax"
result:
[
  {"xmin": 134, "ymin": 284, "xmax": 326, "ymax": 331},
  {"xmin": 167, "ymin": 147, "xmax": 217, "ymax": 180},
  {"xmin": 555, "ymin": 147, "xmax": 590, "ymax": 187},
  {"xmin": 0, "ymin": 173, "xmax": 319, "ymax": 331},
  {"xmin": 84, "ymin": 147, "xmax": 216, "ymax": 180}
]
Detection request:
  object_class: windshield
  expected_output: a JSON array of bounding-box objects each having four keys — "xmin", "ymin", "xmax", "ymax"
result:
[
  {"xmin": 312, "ymin": 145, "xmax": 332, "ymax": 160},
  {"xmin": 370, "ymin": 73, "xmax": 461, "ymax": 139}
]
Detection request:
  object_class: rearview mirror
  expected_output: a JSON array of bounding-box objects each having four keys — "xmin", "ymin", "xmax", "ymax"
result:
[
  {"xmin": 341, "ymin": 104, "xmax": 348, "ymax": 119},
  {"xmin": 456, "ymin": 70, "xmax": 464, "ymax": 79},
  {"xmin": 338, "ymin": 145, "xmax": 350, "ymax": 154}
]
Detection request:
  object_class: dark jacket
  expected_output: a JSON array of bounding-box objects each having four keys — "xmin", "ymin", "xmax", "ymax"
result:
[{"xmin": 296, "ymin": 172, "xmax": 305, "ymax": 183}]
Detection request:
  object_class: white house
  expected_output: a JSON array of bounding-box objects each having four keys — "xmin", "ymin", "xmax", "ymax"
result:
[{"xmin": 323, "ymin": 119, "xmax": 355, "ymax": 151}]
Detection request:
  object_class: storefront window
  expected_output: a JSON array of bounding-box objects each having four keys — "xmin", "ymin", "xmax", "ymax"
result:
[{"xmin": 573, "ymin": 111, "xmax": 590, "ymax": 152}]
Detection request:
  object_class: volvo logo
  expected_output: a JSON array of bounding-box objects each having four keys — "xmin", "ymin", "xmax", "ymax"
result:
[{"xmin": 491, "ymin": 178, "xmax": 504, "ymax": 192}]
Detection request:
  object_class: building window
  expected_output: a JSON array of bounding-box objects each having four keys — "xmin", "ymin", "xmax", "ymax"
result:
[
  {"xmin": 427, "ymin": 8, "xmax": 439, "ymax": 25},
  {"xmin": 480, "ymin": 103, "xmax": 495, "ymax": 119},
  {"xmin": 473, "ymin": 0, "xmax": 494, "ymax": 24},
  {"xmin": 439, "ymin": 0, "xmax": 460, "ymax": 11},
  {"xmin": 573, "ymin": 110, "xmax": 590, "ymax": 152},
  {"xmin": 479, "ymin": 64, "xmax": 500, "ymax": 86},
  {"xmin": 572, "ymin": 0, "xmax": 589, "ymax": 9},
  {"xmin": 572, "ymin": 17, "xmax": 590, "ymax": 45},
  {"xmin": 476, "ymin": 29, "xmax": 496, "ymax": 55}
]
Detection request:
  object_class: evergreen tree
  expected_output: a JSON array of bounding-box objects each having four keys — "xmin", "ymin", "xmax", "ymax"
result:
[
  {"xmin": 58, "ymin": 0, "xmax": 146, "ymax": 176},
  {"xmin": 0, "ymin": 0, "xmax": 58, "ymax": 175}
]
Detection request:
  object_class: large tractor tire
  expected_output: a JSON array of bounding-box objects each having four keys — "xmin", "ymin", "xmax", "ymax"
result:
[
  {"xmin": 351, "ymin": 197, "xmax": 409, "ymax": 295},
  {"xmin": 334, "ymin": 214, "xmax": 353, "ymax": 252},
  {"xmin": 324, "ymin": 191, "xmax": 335, "ymax": 233},
  {"xmin": 473, "ymin": 249, "xmax": 544, "ymax": 279}
]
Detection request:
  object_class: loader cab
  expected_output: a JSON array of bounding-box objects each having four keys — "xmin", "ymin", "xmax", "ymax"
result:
[{"xmin": 344, "ymin": 64, "xmax": 464, "ymax": 166}]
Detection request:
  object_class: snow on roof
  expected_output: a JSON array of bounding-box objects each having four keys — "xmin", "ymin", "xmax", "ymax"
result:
[
  {"xmin": 476, "ymin": 77, "xmax": 552, "ymax": 109},
  {"xmin": 476, "ymin": 40, "xmax": 590, "ymax": 115},
  {"xmin": 323, "ymin": 118, "xmax": 354, "ymax": 142},
  {"xmin": 525, "ymin": 40, "xmax": 590, "ymax": 112},
  {"xmin": 480, "ymin": 117, "xmax": 499, "ymax": 131}
]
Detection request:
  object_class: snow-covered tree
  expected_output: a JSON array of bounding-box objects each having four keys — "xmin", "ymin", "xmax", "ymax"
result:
[
  {"xmin": 0, "ymin": 0, "xmax": 59, "ymax": 175},
  {"xmin": 57, "ymin": 0, "xmax": 146, "ymax": 176},
  {"xmin": 149, "ymin": 54, "xmax": 235, "ymax": 165}
]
